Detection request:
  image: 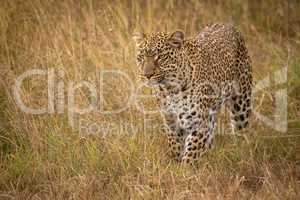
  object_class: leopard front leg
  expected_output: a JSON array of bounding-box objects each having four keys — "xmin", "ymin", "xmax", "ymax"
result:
[
  {"xmin": 180, "ymin": 112, "xmax": 216, "ymax": 165},
  {"xmin": 163, "ymin": 113, "xmax": 186, "ymax": 162}
]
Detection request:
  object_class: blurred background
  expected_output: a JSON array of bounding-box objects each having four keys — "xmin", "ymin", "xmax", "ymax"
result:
[{"xmin": 0, "ymin": 0, "xmax": 299, "ymax": 199}]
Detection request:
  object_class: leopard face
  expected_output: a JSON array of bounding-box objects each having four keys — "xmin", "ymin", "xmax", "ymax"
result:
[{"xmin": 133, "ymin": 31, "xmax": 186, "ymax": 87}]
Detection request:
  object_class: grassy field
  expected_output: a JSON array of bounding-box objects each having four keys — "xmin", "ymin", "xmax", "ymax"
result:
[{"xmin": 0, "ymin": 0, "xmax": 300, "ymax": 199}]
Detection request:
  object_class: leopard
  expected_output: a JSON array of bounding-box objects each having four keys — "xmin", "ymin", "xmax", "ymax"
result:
[{"xmin": 133, "ymin": 23, "xmax": 252, "ymax": 165}]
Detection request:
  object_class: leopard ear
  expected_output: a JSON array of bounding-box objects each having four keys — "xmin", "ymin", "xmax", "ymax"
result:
[
  {"xmin": 168, "ymin": 30, "xmax": 184, "ymax": 48},
  {"xmin": 133, "ymin": 32, "xmax": 145, "ymax": 47}
]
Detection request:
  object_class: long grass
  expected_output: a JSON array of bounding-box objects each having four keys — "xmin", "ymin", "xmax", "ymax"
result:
[{"xmin": 0, "ymin": 0, "xmax": 299, "ymax": 199}]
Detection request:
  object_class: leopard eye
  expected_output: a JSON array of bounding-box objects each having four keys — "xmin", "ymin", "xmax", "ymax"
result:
[
  {"xmin": 154, "ymin": 55, "xmax": 159, "ymax": 64},
  {"xmin": 137, "ymin": 54, "xmax": 144, "ymax": 63}
]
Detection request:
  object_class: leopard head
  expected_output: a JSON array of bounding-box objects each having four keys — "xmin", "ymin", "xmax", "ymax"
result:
[{"xmin": 133, "ymin": 31, "xmax": 186, "ymax": 87}]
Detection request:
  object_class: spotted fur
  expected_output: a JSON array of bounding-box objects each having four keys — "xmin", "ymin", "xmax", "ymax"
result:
[{"xmin": 133, "ymin": 23, "xmax": 252, "ymax": 164}]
